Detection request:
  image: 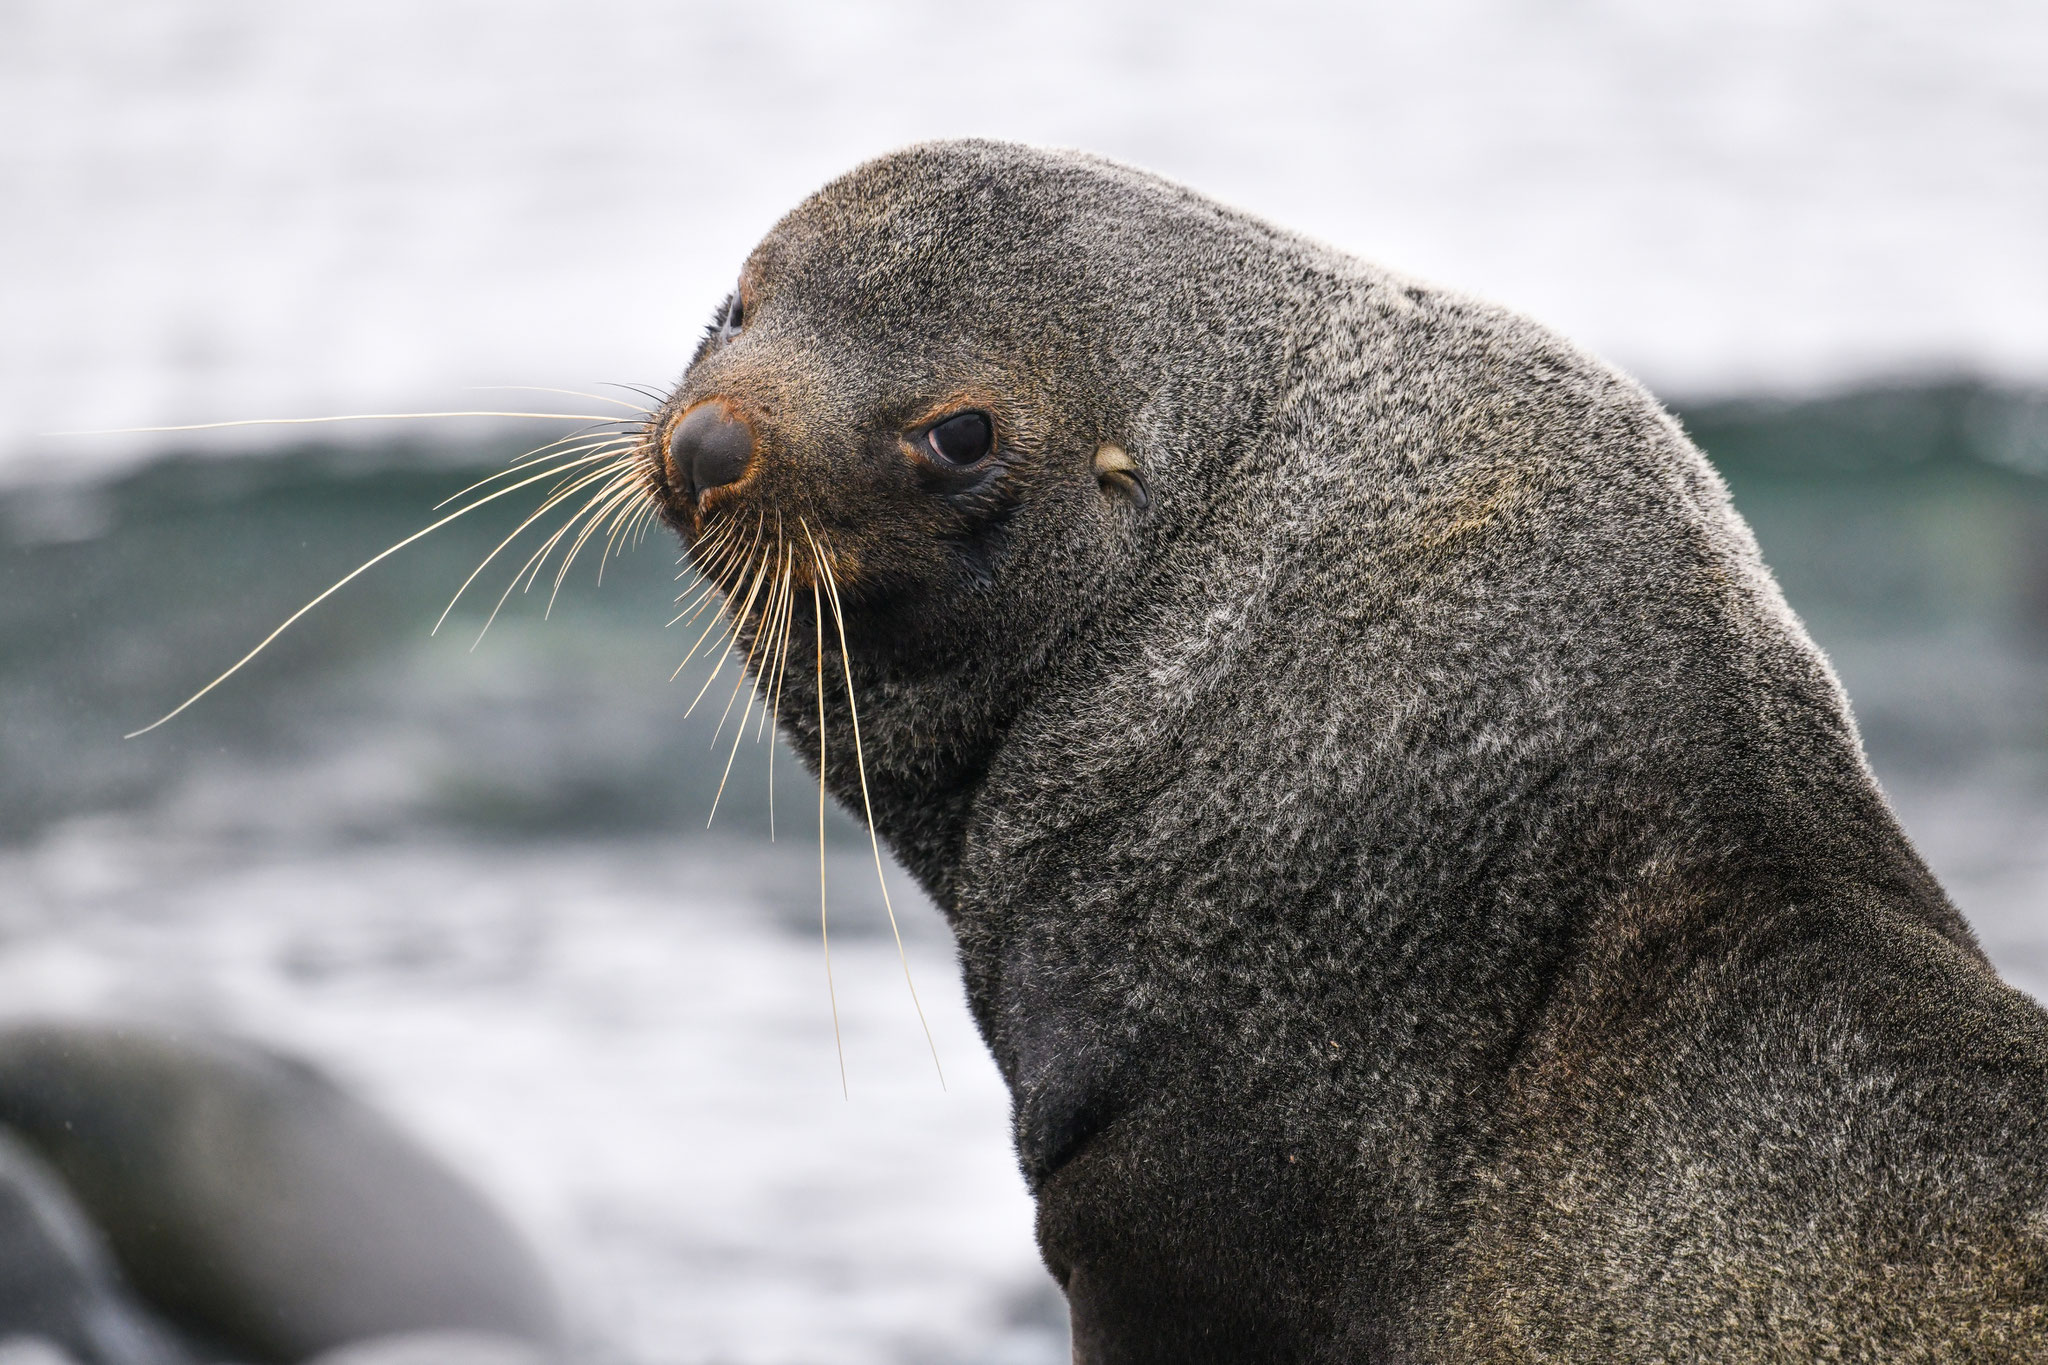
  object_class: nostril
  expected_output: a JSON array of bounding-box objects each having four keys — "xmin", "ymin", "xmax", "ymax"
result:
[{"xmin": 667, "ymin": 403, "xmax": 755, "ymax": 497}]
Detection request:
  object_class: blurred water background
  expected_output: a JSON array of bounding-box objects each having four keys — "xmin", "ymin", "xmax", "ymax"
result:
[{"xmin": 3, "ymin": 3, "xmax": 2046, "ymax": 1363}]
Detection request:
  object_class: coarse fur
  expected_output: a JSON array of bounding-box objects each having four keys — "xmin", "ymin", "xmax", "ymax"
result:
[{"xmin": 650, "ymin": 140, "xmax": 2048, "ymax": 1361}]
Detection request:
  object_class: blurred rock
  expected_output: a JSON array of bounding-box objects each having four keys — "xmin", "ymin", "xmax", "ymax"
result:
[
  {"xmin": 0, "ymin": 1023, "xmax": 562, "ymax": 1365},
  {"xmin": 0, "ymin": 1130, "xmax": 190, "ymax": 1365}
]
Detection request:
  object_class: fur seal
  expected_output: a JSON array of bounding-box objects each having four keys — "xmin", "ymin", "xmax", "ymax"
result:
[
  {"xmin": 649, "ymin": 140, "xmax": 2048, "ymax": 1360},
  {"xmin": 0, "ymin": 1022, "xmax": 563, "ymax": 1365}
]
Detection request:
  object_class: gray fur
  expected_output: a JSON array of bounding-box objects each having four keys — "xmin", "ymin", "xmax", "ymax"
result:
[{"xmin": 653, "ymin": 140, "xmax": 2048, "ymax": 1361}]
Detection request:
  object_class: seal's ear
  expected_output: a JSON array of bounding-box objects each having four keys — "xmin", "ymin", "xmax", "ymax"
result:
[{"xmin": 1092, "ymin": 444, "xmax": 1149, "ymax": 511}]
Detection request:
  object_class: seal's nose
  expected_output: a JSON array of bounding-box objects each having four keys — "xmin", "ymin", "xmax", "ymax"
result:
[{"xmin": 667, "ymin": 403, "xmax": 755, "ymax": 498}]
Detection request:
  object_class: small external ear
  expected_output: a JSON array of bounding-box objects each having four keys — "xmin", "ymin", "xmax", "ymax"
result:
[{"xmin": 1092, "ymin": 444, "xmax": 1149, "ymax": 511}]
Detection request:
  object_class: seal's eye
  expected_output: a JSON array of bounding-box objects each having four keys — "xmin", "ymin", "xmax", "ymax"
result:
[{"xmin": 926, "ymin": 411, "xmax": 993, "ymax": 466}]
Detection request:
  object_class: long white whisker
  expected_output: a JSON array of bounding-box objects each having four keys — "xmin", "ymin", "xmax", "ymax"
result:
[
  {"xmin": 707, "ymin": 539, "xmax": 782, "ymax": 752},
  {"xmin": 600, "ymin": 477, "xmax": 664, "ymax": 577},
  {"xmin": 124, "ymin": 455, "xmax": 612, "ymax": 738},
  {"xmin": 672, "ymin": 519, "xmax": 742, "ymax": 604},
  {"xmin": 757, "ymin": 536, "xmax": 796, "ymax": 748},
  {"xmin": 668, "ymin": 577, "xmax": 726, "ymax": 626},
  {"xmin": 669, "ymin": 522, "xmax": 764, "ymax": 682},
  {"xmin": 815, "ymin": 568, "xmax": 847, "ymax": 1099},
  {"xmin": 707, "ymin": 542, "xmax": 790, "ymax": 829},
  {"xmin": 670, "ymin": 572, "xmax": 748, "ymax": 680},
  {"xmin": 812, "ymin": 530, "xmax": 946, "ymax": 1090},
  {"xmin": 584, "ymin": 461, "xmax": 662, "ymax": 588},
  {"xmin": 512, "ymin": 466, "xmax": 641, "ymax": 597},
  {"xmin": 762, "ymin": 544, "xmax": 799, "ymax": 842},
  {"xmin": 683, "ymin": 537, "xmax": 774, "ymax": 717},
  {"xmin": 431, "ymin": 431, "xmax": 640, "ymax": 511},
  {"xmin": 454, "ymin": 460, "xmax": 641, "ymax": 647},
  {"xmin": 465, "ymin": 385, "xmax": 654, "ymax": 414},
  {"xmin": 432, "ymin": 452, "xmax": 635, "ymax": 634},
  {"xmin": 691, "ymin": 513, "xmax": 756, "ymax": 587},
  {"xmin": 543, "ymin": 475, "xmax": 648, "ymax": 617},
  {"xmin": 54, "ymin": 410, "xmax": 625, "ymax": 437}
]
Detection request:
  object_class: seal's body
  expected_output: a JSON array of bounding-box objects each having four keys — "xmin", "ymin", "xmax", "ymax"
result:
[{"xmin": 652, "ymin": 141, "xmax": 2048, "ymax": 1361}]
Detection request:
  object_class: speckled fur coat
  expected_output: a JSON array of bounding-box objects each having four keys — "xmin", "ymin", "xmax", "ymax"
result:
[{"xmin": 659, "ymin": 140, "xmax": 2048, "ymax": 1362}]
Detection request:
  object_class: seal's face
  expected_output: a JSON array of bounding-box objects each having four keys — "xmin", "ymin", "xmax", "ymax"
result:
[
  {"xmin": 639, "ymin": 141, "xmax": 1286, "ymax": 882},
  {"xmin": 641, "ymin": 143, "xmax": 1190, "ymax": 708},
  {"xmin": 647, "ymin": 187, "xmax": 1120, "ymax": 672}
]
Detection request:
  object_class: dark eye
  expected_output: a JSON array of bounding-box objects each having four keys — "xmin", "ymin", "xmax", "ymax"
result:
[
  {"xmin": 926, "ymin": 411, "xmax": 993, "ymax": 465},
  {"xmin": 719, "ymin": 289, "xmax": 745, "ymax": 339}
]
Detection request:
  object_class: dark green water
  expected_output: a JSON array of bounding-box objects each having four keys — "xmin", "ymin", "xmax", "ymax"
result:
[{"xmin": 1695, "ymin": 385, "xmax": 2048, "ymax": 777}]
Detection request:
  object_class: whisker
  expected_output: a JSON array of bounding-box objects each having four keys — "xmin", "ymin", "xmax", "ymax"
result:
[
  {"xmin": 600, "ymin": 487, "xmax": 660, "ymax": 579},
  {"xmin": 672, "ymin": 514, "xmax": 767, "ymax": 683},
  {"xmin": 124, "ymin": 453, "xmax": 623, "ymax": 738},
  {"xmin": 707, "ymin": 540, "xmax": 791, "ymax": 829},
  {"xmin": 543, "ymin": 472, "xmax": 650, "ymax": 616},
  {"xmin": 593, "ymin": 457, "xmax": 663, "ymax": 569},
  {"xmin": 706, "ymin": 536, "xmax": 783, "ymax": 753},
  {"xmin": 605, "ymin": 381, "xmax": 671, "ymax": 407},
  {"xmin": 431, "ymin": 430, "xmax": 640, "ymax": 512},
  {"xmin": 538, "ymin": 483, "xmax": 643, "ymax": 617},
  {"xmin": 668, "ymin": 575, "xmax": 727, "ymax": 627},
  {"xmin": 451, "ymin": 458, "xmax": 643, "ymax": 647},
  {"xmin": 432, "ymin": 451, "xmax": 637, "ymax": 635},
  {"xmin": 54, "ymin": 410, "xmax": 627, "ymax": 437},
  {"xmin": 499, "ymin": 488, "xmax": 618, "ymax": 608},
  {"xmin": 465, "ymin": 450, "xmax": 659, "ymax": 648},
  {"xmin": 757, "ymin": 530, "xmax": 796, "ymax": 748},
  {"xmin": 669, "ymin": 564, "xmax": 752, "ymax": 681},
  {"xmin": 627, "ymin": 503, "xmax": 660, "ymax": 551},
  {"xmin": 500, "ymin": 423, "xmax": 644, "ymax": 468},
  {"xmin": 671, "ymin": 521, "xmax": 765, "ymax": 686},
  {"xmin": 465, "ymin": 385, "xmax": 654, "ymax": 414},
  {"xmin": 763, "ymin": 539, "xmax": 800, "ymax": 843},
  {"xmin": 517, "ymin": 461, "xmax": 644, "ymax": 592},
  {"xmin": 810, "ymin": 528, "xmax": 946, "ymax": 1090},
  {"xmin": 669, "ymin": 521, "xmax": 741, "ymax": 608},
  {"xmin": 675, "ymin": 515, "xmax": 746, "ymax": 585},
  {"xmin": 685, "ymin": 513, "xmax": 753, "ymax": 589},
  {"xmin": 816, "ymin": 570, "xmax": 847, "ymax": 1099},
  {"xmin": 683, "ymin": 533, "xmax": 775, "ymax": 718}
]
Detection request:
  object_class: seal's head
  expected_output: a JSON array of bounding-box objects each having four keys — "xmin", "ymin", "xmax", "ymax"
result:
[
  {"xmin": 646, "ymin": 142, "xmax": 1311, "ymax": 879},
  {"xmin": 654, "ymin": 143, "xmax": 1147, "ymax": 626}
]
